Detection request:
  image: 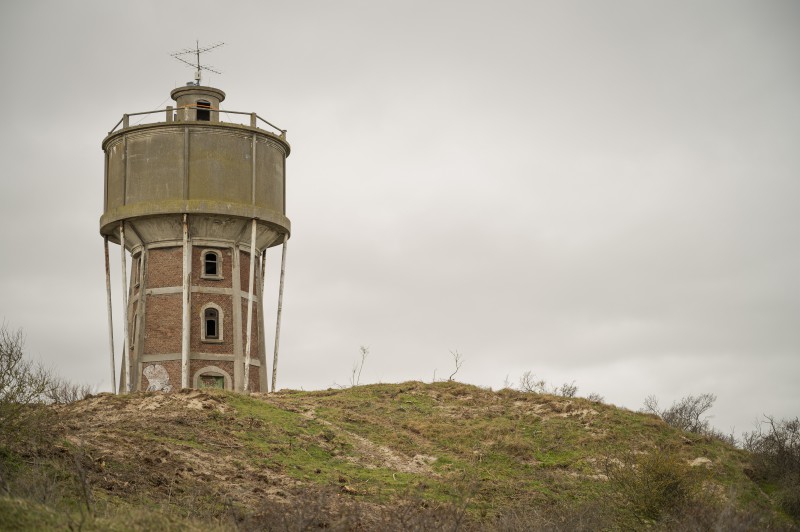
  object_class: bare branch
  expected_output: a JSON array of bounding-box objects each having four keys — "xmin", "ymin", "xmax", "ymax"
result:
[
  {"xmin": 0, "ymin": 323, "xmax": 55, "ymax": 446},
  {"xmin": 587, "ymin": 392, "xmax": 604, "ymax": 404},
  {"xmin": 518, "ymin": 371, "xmax": 547, "ymax": 394},
  {"xmin": 349, "ymin": 346, "xmax": 369, "ymax": 387},
  {"xmin": 556, "ymin": 381, "xmax": 578, "ymax": 398},
  {"xmin": 641, "ymin": 393, "xmax": 716, "ymax": 434},
  {"xmin": 448, "ymin": 350, "xmax": 463, "ymax": 382}
]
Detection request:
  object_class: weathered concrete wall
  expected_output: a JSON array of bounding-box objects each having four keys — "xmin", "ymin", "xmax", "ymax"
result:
[
  {"xmin": 104, "ymin": 126, "xmax": 287, "ymax": 211},
  {"xmin": 100, "ymin": 122, "xmax": 290, "ymax": 250}
]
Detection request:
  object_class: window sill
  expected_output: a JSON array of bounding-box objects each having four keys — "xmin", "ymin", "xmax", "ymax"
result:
[
  {"xmin": 201, "ymin": 338, "xmax": 224, "ymax": 344},
  {"xmin": 200, "ymin": 275, "xmax": 224, "ymax": 281}
]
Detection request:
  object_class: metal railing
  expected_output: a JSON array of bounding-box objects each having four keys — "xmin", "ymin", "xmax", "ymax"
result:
[{"xmin": 109, "ymin": 105, "xmax": 286, "ymax": 138}]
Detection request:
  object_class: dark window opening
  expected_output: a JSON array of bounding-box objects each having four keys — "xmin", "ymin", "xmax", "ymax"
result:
[
  {"xmin": 197, "ymin": 100, "xmax": 211, "ymax": 121},
  {"xmin": 199, "ymin": 374, "xmax": 224, "ymax": 389},
  {"xmin": 204, "ymin": 252, "xmax": 218, "ymax": 276},
  {"xmin": 131, "ymin": 314, "xmax": 138, "ymax": 350},
  {"xmin": 204, "ymin": 308, "xmax": 219, "ymax": 339},
  {"xmin": 133, "ymin": 254, "xmax": 142, "ymax": 287}
]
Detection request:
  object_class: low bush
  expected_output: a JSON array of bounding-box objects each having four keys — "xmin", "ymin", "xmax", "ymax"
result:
[
  {"xmin": 605, "ymin": 445, "xmax": 708, "ymax": 523},
  {"xmin": 642, "ymin": 393, "xmax": 716, "ymax": 435},
  {"xmin": 744, "ymin": 416, "xmax": 800, "ymax": 521},
  {"xmin": 0, "ymin": 325, "xmax": 52, "ymax": 449}
]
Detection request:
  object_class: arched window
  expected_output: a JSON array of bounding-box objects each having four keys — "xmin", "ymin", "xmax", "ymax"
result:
[
  {"xmin": 196, "ymin": 100, "xmax": 211, "ymax": 121},
  {"xmin": 200, "ymin": 303, "xmax": 224, "ymax": 343},
  {"xmin": 193, "ymin": 366, "xmax": 232, "ymax": 390},
  {"xmin": 201, "ymin": 249, "xmax": 223, "ymax": 280},
  {"xmin": 204, "ymin": 308, "xmax": 219, "ymax": 339}
]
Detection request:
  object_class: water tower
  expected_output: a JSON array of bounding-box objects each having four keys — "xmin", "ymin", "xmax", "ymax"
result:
[{"xmin": 100, "ymin": 57, "xmax": 290, "ymax": 394}]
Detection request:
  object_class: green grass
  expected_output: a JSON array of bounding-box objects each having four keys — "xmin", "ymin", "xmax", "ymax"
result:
[{"xmin": 0, "ymin": 382, "xmax": 792, "ymax": 529}]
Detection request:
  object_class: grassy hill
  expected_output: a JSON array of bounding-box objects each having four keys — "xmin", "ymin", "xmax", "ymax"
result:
[{"xmin": 0, "ymin": 382, "xmax": 795, "ymax": 530}]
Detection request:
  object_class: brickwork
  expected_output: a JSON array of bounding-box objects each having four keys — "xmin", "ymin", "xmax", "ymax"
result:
[
  {"xmin": 132, "ymin": 241, "xmax": 265, "ymax": 392},
  {"xmin": 142, "ymin": 293, "xmax": 182, "ymax": 354},
  {"xmin": 139, "ymin": 360, "xmax": 256, "ymax": 391},
  {"xmin": 247, "ymin": 363, "xmax": 260, "ymax": 392},
  {"xmin": 140, "ymin": 360, "xmax": 257, "ymax": 391},
  {"xmin": 239, "ymin": 250, "xmax": 255, "ymax": 293},
  {"xmin": 146, "ymin": 247, "xmax": 183, "ymax": 288}
]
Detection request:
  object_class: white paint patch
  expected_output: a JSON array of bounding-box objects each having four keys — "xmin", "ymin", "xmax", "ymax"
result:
[{"xmin": 143, "ymin": 364, "xmax": 172, "ymax": 392}]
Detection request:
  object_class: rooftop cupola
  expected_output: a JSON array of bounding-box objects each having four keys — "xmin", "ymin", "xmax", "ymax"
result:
[{"xmin": 170, "ymin": 85, "xmax": 226, "ymax": 122}]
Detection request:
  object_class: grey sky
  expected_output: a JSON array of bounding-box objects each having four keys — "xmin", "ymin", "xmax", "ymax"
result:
[{"xmin": 0, "ymin": 0, "xmax": 798, "ymax": 436}]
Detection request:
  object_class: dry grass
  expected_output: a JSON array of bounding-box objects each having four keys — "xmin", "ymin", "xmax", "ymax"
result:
[{"xmin": 0, "ymin": 382, "xmax": 794, "ymax": 530}]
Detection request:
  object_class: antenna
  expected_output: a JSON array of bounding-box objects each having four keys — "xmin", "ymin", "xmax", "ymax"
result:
[{"xmin": 171, "ymin": 40, "xmax": 224, "ymax": 85}]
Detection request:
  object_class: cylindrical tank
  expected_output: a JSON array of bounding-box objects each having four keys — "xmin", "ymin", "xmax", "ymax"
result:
[{"xmin": 100, "ymin": 85, "xmax": 290, "ymax": 250}]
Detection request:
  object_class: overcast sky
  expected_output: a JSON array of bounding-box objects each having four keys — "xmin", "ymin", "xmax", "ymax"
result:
[{"xmin": 1, "ymin": 0, "xmax": 798, "ymax": 437}]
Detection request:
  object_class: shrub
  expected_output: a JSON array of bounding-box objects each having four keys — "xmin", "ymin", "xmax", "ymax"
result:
[
  {"xmin": 642, "ymin": 393, "xmax": 716, "ymax": 434},
  {"xmin": 516, "ymin": 372, "xmax": 579, "ymax": 398},
  {"xmin": 555, "ymin": 381, "xmax": 578, "ymax": 398},
  {"xmin": 518, "ymin": 371, "xmax": 547, "ymax": 393},
  {"xmin": 586, "ymin": 392, "xmax": 604, "ymax": 404},
  {"xmin": 606, "ymin": 446, "xmax": 708, "ymax": 523},
  {"xmin": 43, "ymin": 378, "xmax": 93, "ymax": 405},
  {"xmin": 743, "ymin": 416, "xmax": 800, "ymax": 521},
  {"xmin": 0, "ymin": 324, "xmax": 52, "ymax": 448}
]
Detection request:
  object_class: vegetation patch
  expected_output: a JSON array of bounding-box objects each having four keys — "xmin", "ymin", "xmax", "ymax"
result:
[{"xmin": 0, "ymin": 357, "xmax": 796, "ymax": 530}]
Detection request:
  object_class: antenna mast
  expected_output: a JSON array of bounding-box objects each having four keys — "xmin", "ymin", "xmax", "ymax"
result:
[{"xmin": 171, "ymin": 40, "xmax": 224, "ymax": 85}]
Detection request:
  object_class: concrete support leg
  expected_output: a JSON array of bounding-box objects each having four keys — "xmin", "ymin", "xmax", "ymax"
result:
[
  {"xmin": 231, "ymin": 246, "xmax": 243, "ymax": 391},
  {"xmin": 272, "ymin": 235, "xmax": 288, "ymax": 393},
  {"xmin": 104, "ymin": 237, "xmax": 117, "ymax": 395},
  {"xmin": 181, "ymin": 214, "xmax": 191, "ymax": 389},
  {"xmin": 258, "ymin": 250, "xmax": 267, "ymax": 392},
  {"xmin": 243, "ymin": 219, "xmax": 257, "ymax": 392},
  {"xmin": 119, "ymin": 223, "xmax": 130, "ymax": 393}
]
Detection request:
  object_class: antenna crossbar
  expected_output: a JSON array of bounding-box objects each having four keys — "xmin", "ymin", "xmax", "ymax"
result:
[{"xmin": 171, "ymin": 40, "xmax": 225, "ymax": 85}]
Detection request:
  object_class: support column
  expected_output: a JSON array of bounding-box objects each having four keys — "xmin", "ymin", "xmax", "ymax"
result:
[
  {"xmin": 104, "ymin": 237, "xmax": 117, "ymax": 395},
  {"xmin": 119, "ymin": 223, "xmax": 130, "ymax": 393},
  {"xmin": 258, "ymin": 249, "xmax": 268, "ymax": 392},
  {"xmin": 132, "ymin": 249, "xmax": 147, "ymax": 392},
  {"xmin": 232, "ymin": 244, "xmax": 244, "ymax": 391},
  {"xmin": 243, "ymin": 219, "xmax": 257, "ymax": 392},
  {"xmin": 272, "ymin": 235, "xmax": 288, "ymax": 393},
  {"xmin": 181, "ymin": 214, "xmax": 191, "ymax": 389}
]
